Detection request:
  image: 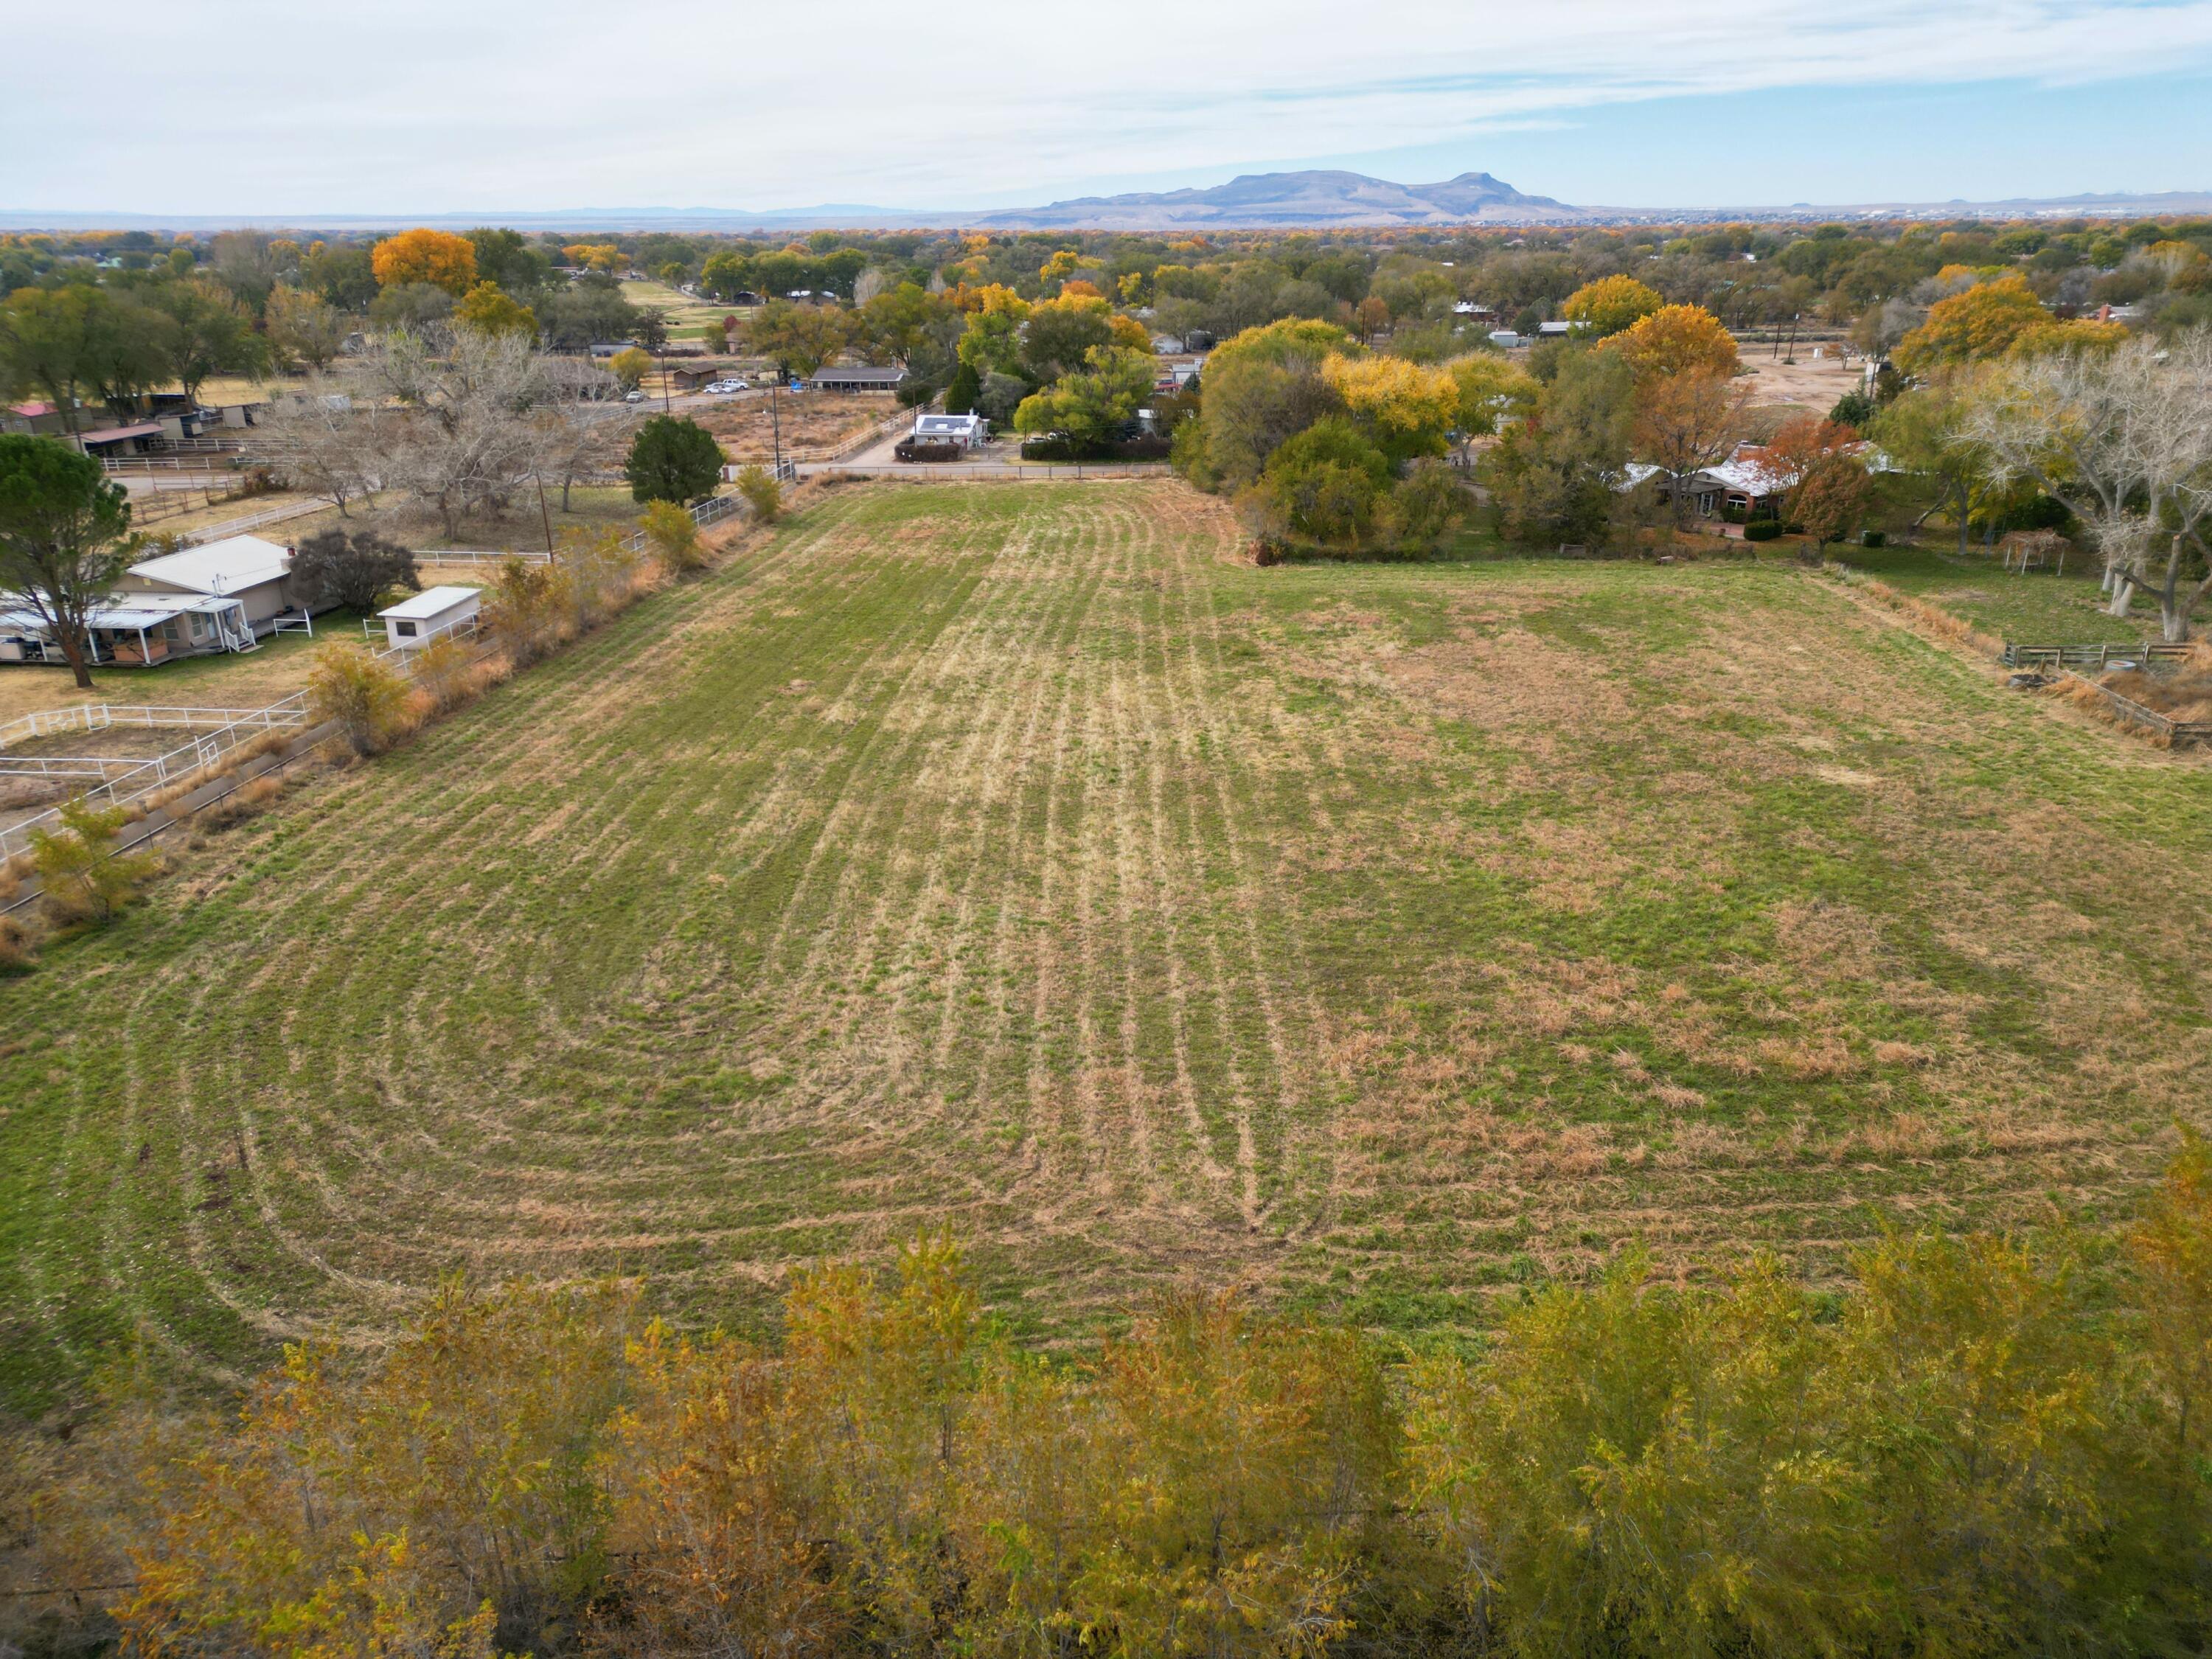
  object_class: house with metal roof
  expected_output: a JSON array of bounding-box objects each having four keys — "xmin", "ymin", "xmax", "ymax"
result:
[
  {"xmin": 810, "ymin": 365, "xmax": 907, "ymax": 394},
  {"xmin": 0, "ymin": 591, "xmax": 254, "ymax": 667},
  {"xmin": 911, "ymin": 412, "xmax": 987, "ymax": 448},
  {"xmin": 118, "ymin": 535, "xmax": 302, "ymax": 636}
]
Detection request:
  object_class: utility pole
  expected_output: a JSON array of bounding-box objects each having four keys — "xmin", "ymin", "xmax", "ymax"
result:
[
  {"xmin": 660, "ymin": 352, "xmax": 671, "ymax": 414},
  {"xmin": 532, "ymin": 469, "xmax": 555, "ymax": 559},
  {"xmin": 769, "ymin": 380, "xmax": 784, "ymax": 480}
]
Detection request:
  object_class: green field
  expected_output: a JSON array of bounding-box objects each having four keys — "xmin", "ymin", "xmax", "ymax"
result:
[
  {"xmin": 1834, "ymin": 541, "xmax": 2156, "ymax": 645},
  {"xmin": 4, "ymin": 480, "xmax": 2211, "ymax": 1413}
]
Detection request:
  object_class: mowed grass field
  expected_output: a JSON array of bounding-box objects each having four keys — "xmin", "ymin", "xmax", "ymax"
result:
[{"xmin": 4, "ymin": 479, "xmax": 2211, "ymax": 1411}]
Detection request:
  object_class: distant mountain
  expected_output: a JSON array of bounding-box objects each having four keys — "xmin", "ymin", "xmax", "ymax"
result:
[
  {"xmin": 968, "ymin": 170, "xmax": 1575, "ymax": 229},
  {"xmin": 7, "ymin": 179, "xmax": 2208, "ymax": 235}
]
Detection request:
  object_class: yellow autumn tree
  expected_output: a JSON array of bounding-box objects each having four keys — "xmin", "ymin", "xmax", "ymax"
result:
[
  {"xmin": 1320, "ymin": 352, "xmax": 1460, "ymax": 462},
  {"xmin": 369, "ymin": 228, "xmax": 478, "ymax": 295},
  {"xmin": 1606, "ymin": 303, "xmax": 1740, "ymax": 383},
  {"xmin": 1560, "ymin": 274, "xmax": 1666, "ymax": 336},
  {"xmin": 453, "ymin": 281, "xmax": 537, "ymax": 340},
  {"xmin": 562, "ymin": 243, "xmax": 623, "ymax": 273},
  {"xmin": 1894, "ymin": 275, "xmax": 2051, "ymax": 375}
]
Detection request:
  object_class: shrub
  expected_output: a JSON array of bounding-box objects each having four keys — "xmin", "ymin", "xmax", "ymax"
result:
[
  {"xmin": 0, "ymin": 911, "xmax": 36, "ymax": 972},
  {"xmin": 1245, "ymin": 418, "xmax": 1392, "ymax": 550},
  {"xmin": 1830, "ymin": 390, "xmax": 1879, "ymax": 428},
  {"xmin": 640, "ymin": 500, "xmax": 706, "ymax": 574},
  {"xmin": 1018, "ymin": 434, "xmax": 1171, "ymax": 462},
  {"xmin": 306, "ymin": 642, "xmax": 417, "ymax": 756},
  {"xmin": 1391, "ymin": 459, "xmax": 1473, "ymax": 554},
  {"xmin": 734, "ymin": 464, "xmax": 783, "ymax": 524},
  {"xmin": 28, "ymin": 1138, "xmax": 2212, "ymax": 1659},
  {"xmin": 483, "ymin": 556, "xmax": 574, "ymax": 664},
  {"xmin": 1744, "ymin": 519, "xmax": 1784, "ymax": 542},
  {"xmin": 29, "ymin": 796, "xmax": 158, "ymax": 924},
  {"xmin": 292, "ymin": 526, "xmax": 420, "ymax": 612},
  {"xmin": 895, "ymin": 439, "xmax": 964, "ymax": 463},
  {"xmin": 408, "ymin": 633, "xmax": 480, "ymax": 712}
]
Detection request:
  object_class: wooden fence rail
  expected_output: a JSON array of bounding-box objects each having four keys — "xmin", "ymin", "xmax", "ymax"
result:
[
  {"xmin": 2001, "ymin": 640, "xmax": 2194, "ymax": 669},
  {"xmin": 2059, "ymin": 670, "xmax": 2212, "ymax": 746}
]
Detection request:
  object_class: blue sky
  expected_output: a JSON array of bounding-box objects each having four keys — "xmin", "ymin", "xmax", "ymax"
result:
[
  {"xmin": 4, "ymin": 1, "xmax": 2211, "ymax": 216},
  {"xmin": 964, "ymin": 74, "xmax": 2212, "ymax": 211}
]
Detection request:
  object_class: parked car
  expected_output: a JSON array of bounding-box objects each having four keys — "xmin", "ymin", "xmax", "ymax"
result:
[{"xmin": 623, "ymin": 389, "xmax": 647, "ymax": 403}]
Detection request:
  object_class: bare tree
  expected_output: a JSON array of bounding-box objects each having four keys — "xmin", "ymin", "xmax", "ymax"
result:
[
  {"xmin": 534, "ymin": 356, "xmax": 632, "ymax": 511},
  {"xmin": 1970, "ymin": 330, "xmax": 2212, "ymax": 641},
  {"xmin": 259, "ymin": 374, "xmax": 385, "ymax": 517},
  {"xmin": 359, "ymin": 326, "xmax": 549, "ymax": 539}
]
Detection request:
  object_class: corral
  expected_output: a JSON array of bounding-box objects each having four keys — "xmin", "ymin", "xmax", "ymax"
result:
[{"xmin": 3, "ymin": 479, "xmax": 2209, "ymax": 1411}]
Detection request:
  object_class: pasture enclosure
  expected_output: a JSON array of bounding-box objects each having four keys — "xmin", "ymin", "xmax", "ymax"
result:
[{"xmin": 4, "ymin": 480, "xmax": 2211, "ymax": 1410}]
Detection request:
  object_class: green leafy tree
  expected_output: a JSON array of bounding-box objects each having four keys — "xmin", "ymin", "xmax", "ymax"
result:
[
  {"xmin": 1242, "ymin": 417, "xmax": 1393, "ymax": 550},
  {"xmin": 1481, "ymin": 347, "xmax": 1636, "ymax": 549},
  {"xmin": 148, "ymin": 278, "xmax": 264, "ymax": 403},
  {"xmin": 942, "ymin": 359, "xmax": 981, "ymax": 415},
  {"xmin": 1177, "ymin": 319, "xmax": 1352, "ymax": 490},
  {"xmin": 625, "ymin": 416, "xmax": 724, "ymax": 505},
  {"xmin": 1018, "ymin": 295, "xmax": 1115, "ymax": 383},
  {"xmin": 0, "ymin": 434, "xmax": 134, "ymax": 687},
  {"xmin": 0, "ymin": 285, "xmax": 129, "ymax": 436},
  {"xmin": 1010, "ymin": 346, "xmax": 1153, "ymax": 448},
  {"xmin": 465, "ymin": 226, "xmax": 551, "ymax": 294},
  {"xmin": 749, "ymin": 301, "xmax": 857, "ymax": 379},
  {"xmin": 860, "ymin": 282, "xmax": 948, "ymax": 366},
  {"xmin": 1391, "ymin": 460, "xmax": 1472, "ymax": 552}
]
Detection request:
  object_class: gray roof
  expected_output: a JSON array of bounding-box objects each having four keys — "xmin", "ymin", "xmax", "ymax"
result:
[{"xmin": 811, "ymin": 365, "xmax": 907, "ymax": 384}]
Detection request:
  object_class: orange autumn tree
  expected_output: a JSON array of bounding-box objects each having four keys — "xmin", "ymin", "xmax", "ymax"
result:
[
  {"xmin": 1769, "ymin": 416, "xmax": 1874, "ymax": 551},
  {"xmin": 370, "ymin": 228, "xmax": 478, "ymax": 295}
]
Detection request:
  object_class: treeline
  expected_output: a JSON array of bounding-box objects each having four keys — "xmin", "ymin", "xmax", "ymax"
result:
[{"xmin": 6, "ymin": 1141, "xmax": 2208, "ymax": 1659}]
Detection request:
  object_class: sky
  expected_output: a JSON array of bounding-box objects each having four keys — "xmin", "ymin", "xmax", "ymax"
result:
[{"xmin": 4, "ymin": 0, "xmax": 2211, "ymax": 217}]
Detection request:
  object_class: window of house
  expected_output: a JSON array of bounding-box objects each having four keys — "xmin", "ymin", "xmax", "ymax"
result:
[
  {"xmin": 161, "ymin": 620, "xmax": 179, "ymax": 641},
  {"xmin": 396, "ymin": 619, "xmax": 418, "ymax": 637}
]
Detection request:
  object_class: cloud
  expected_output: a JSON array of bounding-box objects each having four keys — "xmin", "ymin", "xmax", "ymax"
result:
[{"xmin": 6, "ymin": 0, "xmax": 2212, "ymax": 211}]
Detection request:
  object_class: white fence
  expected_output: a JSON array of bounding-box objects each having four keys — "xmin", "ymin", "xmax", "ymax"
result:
[
  {"xmin": 178, "ymin": 498, "xmax": 329, "ymax": 546},
  {"xmin": 0, "ymin": 703, "xmax": 305, "ymax": 754},
  {"xmin": 807, "ymin": 462, "xmax": 1172, "ymax": 481},
  {"xmin": 414, "ymin": 549, "xmax": 554, "ymax": 566},
  {"xmin": 0, "ymin": 692, "xmax": 312, "ymax": 858}
]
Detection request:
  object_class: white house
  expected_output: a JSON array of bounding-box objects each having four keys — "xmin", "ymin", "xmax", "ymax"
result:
[
  {"xmin": 911, "ymin": 412, "xmax": 987, "ymax": 449},
  {"xmin": 377, "ymin": 586, "xmax": 481, "ymax": 650},
  {"xmin": 0, "ymin": 592, "xmax": 252, "ymax": 666},
  {"xmin": 117, "ymin": 536, "xmax": 301, "ymax": 635}
]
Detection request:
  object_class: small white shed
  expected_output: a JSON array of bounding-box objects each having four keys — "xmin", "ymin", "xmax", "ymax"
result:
[{"xmin": 378, "ymin": 585, "xmax": 481, "ymax": 650}]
